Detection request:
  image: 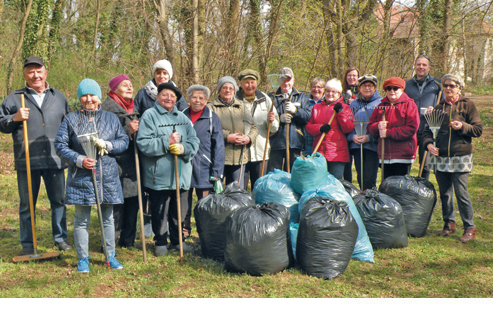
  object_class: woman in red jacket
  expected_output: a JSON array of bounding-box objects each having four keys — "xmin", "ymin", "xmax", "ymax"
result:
[
  {"xmin": 306, "ymin": 78, "xmax": 354, "ymax": 180},
  {"xmin": 367, "ymin": 77, "xmax": 419, "ymax": 181}
]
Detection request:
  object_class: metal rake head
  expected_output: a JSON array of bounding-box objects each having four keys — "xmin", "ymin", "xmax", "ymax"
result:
[
  {"xmin": 354, "ymin": 120, "xmax": 369, "ymax": 136},
  {"xmin": 267, "ymin": 74, "xmax": 281, "ymax": 90},
  {"xmin": 64, "ymin": 110, "xmax": 99, "ymax": 160},
  {"xmin": 424, "ymin": 108, "xmax": 446, "ymax": 130}
]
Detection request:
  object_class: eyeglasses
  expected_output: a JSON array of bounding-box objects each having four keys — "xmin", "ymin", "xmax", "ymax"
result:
[
  {"xmin": 385, "ymin": 86, "xmax": 401, "ymax": 92},
  {"xmin": 443, "ymin": 83, "xmax": 458, "ymax": 89},
  {"xmin": 360, "ymin": 84, "xmax": 375, "ymax": 89}
]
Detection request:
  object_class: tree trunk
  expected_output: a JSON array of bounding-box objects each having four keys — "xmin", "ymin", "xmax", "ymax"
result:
[
  {"xmin": 191, "ymin": 0, "xmax": 199, "ymax": 84},
  {"xmin": 6, "ymin": 0, "xmax": 34, "ymax": 94},
  {"xmin": 92, "ymin": 0, "xmax": 101, "ymax": 56},
  {"xmin": 442, "ymin": 0, "xmax": 452, "ymax": 73},
  {"xmin": 155, "ymin": 0, "xmax": 175, "ymax": 72},
  {"xmin": 225, "ymin": 0, "xmax": 240, "ymax": 74}
]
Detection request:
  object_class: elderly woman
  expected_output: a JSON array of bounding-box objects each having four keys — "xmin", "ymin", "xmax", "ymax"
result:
[
  {"xmin": 423, "ymin": 74, "xmax": 482, "ymax": 243},
  {"xmin": 347, "ymin": 74, "xmax": 382, "ymax": 190},
  {"xmin": 182, "ymin": 85, "xmax": 225, "ymax": 238},
  {"xmin": 136, "ymin": 82, "xmax": 199, "ymax": 256},
  {"xmin": 209, "ymin": 76, "xmax": 258, "ymax": 190},
  {"xmin": 367, "ymin": 77, "xmax": 419, "ymax": 180},
  {"xmin": 54, "ymin": 79, "xmax": 129, "ymax": 273},
  {"xmin": 305, "ymin": 78, "xmax": 355, "ymax": 180},
  {"xmin": 101, "ymin": 74, "xmax": 140, "ymax": 249},
  {"xmin": 304, "ymin": 77, "xmax": 325, "ymax": 156}
]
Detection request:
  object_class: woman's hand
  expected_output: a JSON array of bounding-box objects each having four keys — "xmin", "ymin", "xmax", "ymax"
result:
[
  {"xmin": 169, "ymin": 131, "xmax": 180, "ymax": 144},
  {"xmin": 377, "ymin": 120, "xmax": 388, "ymax": 130},
  {"xmin": 227, "ymin": 133, "xmax": 240, "ymax": 144},
  {"xmin": 129, "ymin": 119, "xmax": 139, "ymax": 135},
  {"xmin": 353, "ymin": 135, "xmax": 369, "ymax": 144},
  {"xmin": 235, "ymin": 133, "xmax": 250, "ymax": 145},
  {"xmin": 427, "ymin": 144, "xmax": 439, "ymax": 156},
  {"xmin": 450, "ymin": 120, "xmax": 463, "ymax": 130},
  {"xmin": 379, "ymin": 128, "xmax": 387, "ymax": 138},
  {"xmin": 82, "ymin": 157, "xmax": 96, "ymax": 169}
]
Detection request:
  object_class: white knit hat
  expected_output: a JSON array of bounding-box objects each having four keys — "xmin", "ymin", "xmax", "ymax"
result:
[{"xmin": 152, "ymin": 59, "xmax": 173, "ymax": 79}]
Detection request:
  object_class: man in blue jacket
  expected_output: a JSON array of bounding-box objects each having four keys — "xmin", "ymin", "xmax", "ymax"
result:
[
  {"xmin": 267, "ymin": 67, "xmax": 311, "ymax": 173},
  {"xmin": 0, "ymin": 57, "xmax": 71, "ymax": 255},
  {"xmin": 404, "ymin": 55, "xmax": 443, "ymax": 180}
]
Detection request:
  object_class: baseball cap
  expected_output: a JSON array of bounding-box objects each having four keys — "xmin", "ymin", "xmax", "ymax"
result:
[
  {"xmin": 24, "ymin": 57, "xmax": 45, "ymax": 68},
  {"xmin": 279, "ymin": 67, "xmax": 294, "ymax": 79}
]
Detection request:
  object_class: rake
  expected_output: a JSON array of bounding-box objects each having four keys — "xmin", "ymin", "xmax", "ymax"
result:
[
  {"xmin": 424, "ymin": 108, "xmax": 446, "ymax": 172},
  {"xmin": 261, "ymin": 74, "xmax": 281, "ymax": 176},
  {"xmin": 354, "ymin": 120, "xmax": 369, "ymax": 190}
]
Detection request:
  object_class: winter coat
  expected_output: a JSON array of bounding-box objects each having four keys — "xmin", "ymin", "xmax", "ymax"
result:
[
  {"xmin": 136, "ymin": 102, "xmax": 200, "ymax": 191},
  {"xmin": 54, "ymin": 109, "xmax": 129, "ymax": 205},
  {"xmin": 134, "ymin": 79, "xmax": 188, "ymax": 114},
  {"xmin": 183, "ymin": 106, "xmax": 225, "ymax": 188},
  {"xmin": 404, "ymin": 74, "xmax": 442, "ymax": 137},
  {"xmin": 305, "ymin": 97, "xmax": 355, "ymax": 163},
  {"xmin": 347, "ymin": 90, "xmax": 382, "ymax": 153},
  {"xmin": 235, "ymin": 89, "xmax": 279, "ymax": 162},
  {"xmin": 422, "ymin": 96, "xmax": 482, "ymax": 157},
  {"xmin": 270, "ymin": 87, "xmax": 312, "ymax": 151},
  {"xmin": 101, "ymin": 97, "xmax": 139, "ymax": 198},
  {"xmin": 0, "ymin": 86, "xmax": 68, "ymax": 171},
  {"xmin": 208, "ymin": 97, "xmax": 258, "ymax": 166},
  {"xmin": 367, "ymin": 93, "xmax": 419, "ymax": 161}
]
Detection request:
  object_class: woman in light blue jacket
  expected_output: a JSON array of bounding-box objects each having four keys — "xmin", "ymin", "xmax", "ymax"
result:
[{"xmin": 347, "ymin": 75, "xmax": 382, "ymax": 190}]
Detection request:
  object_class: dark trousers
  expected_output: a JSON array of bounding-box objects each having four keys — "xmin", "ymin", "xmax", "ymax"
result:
[
  {"xmin": 418, "ymin": 135, "xmax": 431, "ymax": 180},
  {"xmin": 244, "ymin": 160, "xmax": 265, "ymax": 190},
  {"xmin": 381, "ymin": 163, "xmax": 411, "ymax": 181},
  {"xmin": 184, "ymin": 188, "xmax": 212, "ymax": 237},
  {"xmin": 435, "ymin": 171, "xmax": 474, "ymax": 229},
  {"xmin": 17, "ymin": 169, "xmax": 67, "ymax": 247},
  {"xmin": 343, "ymin": 154, "xmax": 353, "ymax": 183},
  {"xmin": 114, "ymin": 196, "xmax": 139, "ymax": 247},
  {"xmin": 267, "ymin": 148, "xmax": 302, "ymax": 174},
  {"xmin": 148, "ymin": 188, "xmax": 189, "ymax": 247},
  {"xmin": 351, "ymin": 148, "xmax": 379, "ymax": 191},
  {"xmin": 224, "ymin": 164, "xmax": 246, "ymax": 190}
]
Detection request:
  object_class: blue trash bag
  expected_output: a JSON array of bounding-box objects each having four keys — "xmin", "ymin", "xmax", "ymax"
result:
[
  {"xmin": 290, "ymin": 153, "xmax": 328, "ymax": 195},
  {"xmin": 253, "ymin": 169, "xmax": 300, "ymax": 223},
  {"xmin": 298, "ymin": 173, "xmax": 375, "ymax": 263},
  {"xmin": 289, "ymin": 222, "xmax": 299, "ymax": 261}
]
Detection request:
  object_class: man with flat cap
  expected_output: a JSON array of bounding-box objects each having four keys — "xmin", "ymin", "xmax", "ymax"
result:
[
  {"xmin": 267, "ymin": 67, "xmax": 311, "ymax": 173},
  {"xmin": 0, "ymin": 56, "xmax": 71, "ymax": 255},
  {"xmin": 236, "ymin": 69, "xmax": 279, "ymax": 188}
]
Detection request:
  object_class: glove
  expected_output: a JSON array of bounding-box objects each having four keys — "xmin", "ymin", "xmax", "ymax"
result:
[
  {"xmin": 320, "ymin": 124, "xmax": 332, "ymax": 134},
  {"xmin": 213, "ymin": 180, "xmax": 223, "ymax": 194},
  {"xmin": 280, "ymin": 113, "xmax": 292, "ymax": 124},
  {"xmin": 92, "ymin": 137, "xmax": 108, "ymax": 156},
  {"xmin": 285, "ymin": 102, "xmax": 297, "ymax": 114},
  {"xmin": 334, "ymin": 103, "xmax": 343, "ymax": 113},
  {"xmin": 169, "ymin": 143, "xmax": 184, "ymax": 155}
]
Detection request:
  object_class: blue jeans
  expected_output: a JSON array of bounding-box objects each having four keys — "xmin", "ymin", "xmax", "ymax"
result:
[
  {"xmin": 327, "ymin": 161, "xmax": 346, "ymax": 180},
  {"xmin": 73, "ymin": 204, "xmax": 115, "ymax": 259},
  {"xmin": 17, "ymin": 169, "xmax": 67, "ymax": 248}
]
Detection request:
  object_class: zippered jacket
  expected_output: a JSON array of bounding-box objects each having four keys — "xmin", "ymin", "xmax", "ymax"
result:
[{"xmin": 347, "ymin": 91, "xmax": 382, "ymax": 152}]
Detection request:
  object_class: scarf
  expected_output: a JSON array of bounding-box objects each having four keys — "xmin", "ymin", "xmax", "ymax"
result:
[
  {"xmin": 108, "ymin": 91, "xmax": 134, "ymax": 114},
  {"xmin": 190, "ymin": 107, "xmax": 205, "ymax": 124},
  {"xmin": 218, "ymin": 96, "xmax": 235, "ymax": 107},
  {"xmin": 145, "ymin": 79, "xmax": 158, "ymax": 101}
]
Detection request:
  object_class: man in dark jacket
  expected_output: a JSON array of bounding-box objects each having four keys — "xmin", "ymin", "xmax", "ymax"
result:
[
  {"xmin": 0, "ymin": 56, "xmax": 71, "ymax": 255},
  {"xmin": 404, "ymin": 55, "xmax": 443, "ymax": 180},
  {"xmin": 267, "ymin": 67, "xmax": 311, "ymax": 173}
]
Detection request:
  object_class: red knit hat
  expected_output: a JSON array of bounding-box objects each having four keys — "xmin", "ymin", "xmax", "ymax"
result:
[
  {"xmin": 382, "ymin": 77, "xmax": 406, "ymax": 90},
  {"xmin": 109, "ymin": 74, "xmax": 131, "ymax": 93}
]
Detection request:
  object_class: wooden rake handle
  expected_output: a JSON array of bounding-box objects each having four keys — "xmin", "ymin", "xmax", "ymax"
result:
[{"xmin": 312, "ymin": 111, "xmax": 336, "ymax": 154}]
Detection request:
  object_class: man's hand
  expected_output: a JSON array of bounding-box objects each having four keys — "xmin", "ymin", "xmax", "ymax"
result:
[
  {"xmin": 280, "ymin": 113, "xmax": 292, "ymax": 124},
  {"xmin": 14, "ymin": 107, "xmax": 30, "ymax": 121},
  {"xmin": 268, "ymin": 111, "xmax": 275, "ymax": 122},
  {"xmin": 285, "ymin": 102, "xmax": 297, "ymax": 114}
]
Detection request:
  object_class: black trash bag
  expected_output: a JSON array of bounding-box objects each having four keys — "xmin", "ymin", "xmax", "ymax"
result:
[
  {"xmin": 297, "ymin": 197, "xmax": 358, "ymax": 280},
  {"xmin": 341, "ymin": 180, "xmax": 361, "ymax": 197},
  {"xmin": 353, "ymin": 188, "xmax": 408, "ymax": 249},
  {"xmin": 194, "ymin": 181, "xmax": 255, "ymax": 261},
  {"xmin": 224, "ymin": 202, "xmax": 291, "ymax": 276},
  {"xmin": 378, "ymin": 174, "xmax": 437, "ymax": 238}
]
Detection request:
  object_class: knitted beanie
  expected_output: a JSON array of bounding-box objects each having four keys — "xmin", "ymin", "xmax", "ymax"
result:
[
  {"xmin": 109, "ymin": 74, "xmax": 131, "ymax": 93},
  {"xmin": 77, "ymin": 78, "xmax": 102, "ymax": 100},
  {"xmin": 217, "ymin": 76, "xmax": 238, "ymax": 93},
  {"xmin": 152, "ymin": 60, "xmax": 173, "ymax": 79}
]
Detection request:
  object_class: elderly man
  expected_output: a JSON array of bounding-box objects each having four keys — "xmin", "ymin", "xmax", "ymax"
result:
[
  {"xmin": 0, "ymin": 56, "xmax": 71, "ymax": 255},
  {"xmin": 405, "ymin": 55, "xmax": 443, "ymax": 180},
  {"xmin": 235, "ymin": 69, "xmax": 279, "ymax": 188},
  {"xmin": 267, "ymin": 67, "xmax": 311, "ymax": 173}
]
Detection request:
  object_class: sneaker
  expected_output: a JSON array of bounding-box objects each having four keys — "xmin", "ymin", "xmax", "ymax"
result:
[
  {"xmin": 56, "ymin": 241, "xmax": 73, "ymax": 251},
  {"xmin": 155, "ymin": 245, "xmax": 168, "ymax": 256},
  {"xmin": 77, "ymin": 256, "xmax": 90, "ymax": 273},
  {"xmin": 169, "ymin": 242, "xmax": 193, "ymax": 253},
  {"xmin": 108, "ymin": 253, "xmax": 123, "ymax": 270}
]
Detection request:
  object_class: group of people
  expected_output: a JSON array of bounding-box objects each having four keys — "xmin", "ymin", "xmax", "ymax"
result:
[{"xmin": 0, "ymin": 55, "xmax": 482, "ymax": 273}]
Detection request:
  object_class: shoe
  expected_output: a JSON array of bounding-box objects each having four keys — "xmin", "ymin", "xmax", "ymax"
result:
[
  {"xmin": 21, "ymin": 246, "xmax": 34, "ymax": 256},
  {"xmin": 108, "ymin": 253, "xmax": 123, "ymax": 270},
  {"xmin": 56, "ymin": 241, "xmax": 72, "ymax": 251},
  {"xmin": 144, "ymin": 223, "xmax": 154, "ymax": 238},
  {"xmin": 438, "ymin": 221, "xmax": 457, "ymax": 236},
  {"xmin": 459, "ymin": 228, "xmax": 477, "ymax": 243},
  {"xmin": 77, "ymin": 256, "xmax": 90, "ymax": 273},
  {"xmin": 155, "ymin": 245, "xmax": 168, "ymax": 256},
  {"xmin": 169, "ymin": 242, "xmax": 193, "ymax": 253}
]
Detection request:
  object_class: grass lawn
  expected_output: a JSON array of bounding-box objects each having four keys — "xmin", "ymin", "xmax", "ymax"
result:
[{"xmin": 0, "ymin": 95, "xmax": 492, "ymax": 325}]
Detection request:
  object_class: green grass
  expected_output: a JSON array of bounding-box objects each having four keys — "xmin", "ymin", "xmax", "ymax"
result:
[{"xmin": 0, "ymin": 96, "xmax": 492, "ymax": 300}]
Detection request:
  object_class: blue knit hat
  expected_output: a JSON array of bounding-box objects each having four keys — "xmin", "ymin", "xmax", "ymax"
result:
[{"xmin": 77, "ymin": 78, "xmax": 102, "ymax": 100}]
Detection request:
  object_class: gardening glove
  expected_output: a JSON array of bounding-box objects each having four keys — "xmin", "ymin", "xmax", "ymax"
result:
[
  {"xmin": 169, "ymin": 143, "xmax": 184, "ymax": 155},
  {"xmin": 285, "ymin": 102, "xmax": 297, "ymax": 114},
  {"xmin": 320, "ymin": 124, "xmax": 332, "ymax": 134},
  {"xmin": 210, "ymin": 177, "xmax": 223, "ymax": 194},
  {"xmin": 334, "ymin": 103, "xmax": 343, "ymax": 113},
  {"xmin": 280, "ymin": 113, "xmax": 292, "ymax": 124},
  {"xmin": 93, "ymin": 137, "xmax": 108, "ymax": 156}
]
